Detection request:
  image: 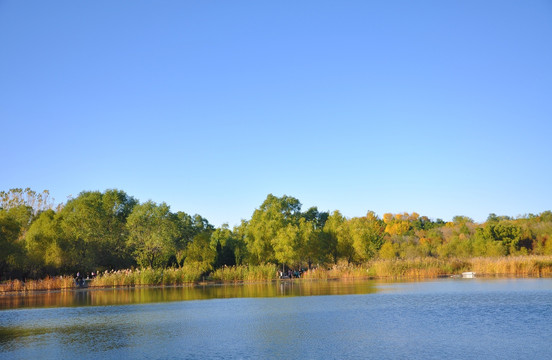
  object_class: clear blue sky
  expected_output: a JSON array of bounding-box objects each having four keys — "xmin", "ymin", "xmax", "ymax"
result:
[{"xmin": 1, "ymin": 1, "xmax": 551, "ymax": 226}]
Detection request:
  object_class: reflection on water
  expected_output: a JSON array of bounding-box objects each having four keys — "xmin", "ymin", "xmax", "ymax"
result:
[
  {"xmin": 1, "ymin": 278, "xmax": 552, "ymax": 360},
  {"xmin": 0, "ymin": 279, "xmax": 379, "ymax": 309}
]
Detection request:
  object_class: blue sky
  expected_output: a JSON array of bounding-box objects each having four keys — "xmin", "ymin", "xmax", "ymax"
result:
[{"xmin": 1, "ymin": 1, "xmax": 551, "ymax": 226}]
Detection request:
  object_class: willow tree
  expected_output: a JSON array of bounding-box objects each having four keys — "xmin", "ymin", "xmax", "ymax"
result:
[
  {"xmin": 126, "ymin": 201, "xmax": 179, "ymax": 268},
  {"xmin": 273, "ymin": 223, "xmax": 301, "ymax": 270},
  {"xmin": 245, "ymin": 194, "xmax": 301, "ymax": 265},
  {"xmin": 24, "ymin": 209, "xmax": 65, "ymax": 276},
  {"xmin": 59, "ymin": 190, "xmax": 137, "ymax": 271},
  {"xmin": 324, "ymin": 210, "xmax": 354, "ymax": 263}
]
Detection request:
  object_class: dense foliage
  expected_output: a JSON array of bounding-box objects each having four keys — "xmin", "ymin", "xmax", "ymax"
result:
[{"xmin": 1, "ymin": 188, "xmax": 551, "ymax": 280}]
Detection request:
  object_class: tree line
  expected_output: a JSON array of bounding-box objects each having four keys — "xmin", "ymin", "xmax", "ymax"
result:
[{"xmin": 1, "ymin": 188, "xmax": 551, "ymax": 280}]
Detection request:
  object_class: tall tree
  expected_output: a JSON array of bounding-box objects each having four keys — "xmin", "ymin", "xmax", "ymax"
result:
[
  {"xmin": 324, "ymin": 210, "xmax": 352, "ymax": 263},
  {"xmin": 184, "ymin": 232, "xmax": 216, "ymax": 270},
  {"xmin": 211, "ymin": 224, "xmax": 239, "ymax": 267},
  {"xmin": 24, "ymin": 209, "xmax": 66, "ymax": 276},
  {"xmin": 273, "ymin": 223, "xmax": 301, "ymax": 269},
  {"xmin": 245, "ymin": 194, "xmax": 301, "ymax": 264},
  {"xmin": 172, "ymin": 212, "xmax": 214, "ymax": 266},
  {"xmin": 349, "ymin": 212, "xmax": 386, "ymax": 262},
  {"xmin": 59, "ymin": 190, "xmax": 137, "ymax": 271},
  {"xmin": 126, "ymin": 201, "xmax": 179, "ymax": 268},
  {"xmin": 0, "ymin": 209, "xmax": 25, "ymax": 279}
]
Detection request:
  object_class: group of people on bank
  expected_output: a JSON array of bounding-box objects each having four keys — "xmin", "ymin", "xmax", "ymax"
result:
[
  {"xmin": 278, "ymin": 269, "xmax": 304, "ymax": 279},
  {"xmin": 74, "ymin": 271, "xmax": 97, "ymax": 287}
]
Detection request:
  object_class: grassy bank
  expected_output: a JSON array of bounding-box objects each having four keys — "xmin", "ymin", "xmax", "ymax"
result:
[{"xmin": 2, "ymin": 256, "xmax": 552, "ymax": 294}]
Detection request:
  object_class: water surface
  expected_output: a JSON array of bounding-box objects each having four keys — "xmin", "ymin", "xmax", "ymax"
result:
[{"xmin": 1, "ymin": 278, "xmax": 551, "ymax": 359}]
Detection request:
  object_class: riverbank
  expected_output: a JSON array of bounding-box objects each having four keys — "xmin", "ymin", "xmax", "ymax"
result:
[{"xmin": 2, "ymin": 255, "xmax": 552, "ymax": 294}]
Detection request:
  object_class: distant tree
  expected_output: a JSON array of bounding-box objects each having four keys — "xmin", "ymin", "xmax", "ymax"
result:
[
  {"xmin": 383, "ymin": 213, "xmax": 394, "ymax": 224},
  {"xmin": 452, "ymin": 216, "xmax": 474, "ymax": 224},
  {"xmin": 487, "ymin": 213, "xmax": 512, "ymax": 223},
  {"xmin": 0, "ymin": 188, "xmax": 55, "ymax": 216},
  {"xmin": 302, "ymin": 206, "xmax": 329, "ymax": 229},
  {"xmin": 539, "ymin": 211, "xmax": 552, "ymax": 223},
  {"xmin": 475, "ymin": 220, "xmax": 523, "ymax": 255}
]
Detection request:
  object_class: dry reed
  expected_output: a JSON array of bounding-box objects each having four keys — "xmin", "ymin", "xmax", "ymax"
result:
[
  {"xmin": 0, "ymin": 276, "xmax": 75, "ymax": 294},
  {"xmin": 210, "ymin": 264, "xmax": 278, "ymax": 282},
  {"xmin": 302, "ymin": 256, "xmax": 552, "ymax": 280}
]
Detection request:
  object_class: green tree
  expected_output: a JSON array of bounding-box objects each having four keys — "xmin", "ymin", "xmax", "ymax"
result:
[
  {"xmin": 184, "ymin": 232, "xmax": 216, "ymax": 270},
  {"xmin": 59, "ymin": 190, "xmax": 137, "ymax": 271},
  {"xmin": 477, "ymin": 221, "xmax": 522, "ymax": 255},
  {"xmin": 210, "ymin": 224, "xmax": 239, "ymax": 267},
  {"xmin": 273, "ymin": 223, "xmax": 301, "ymax": 269},
  {"xmin": 303, "ymin": 206, "xmax": 329, "ymax": 229},
  {"xmin": 245, "ymin": 194, "xmax": 301, "ymax": 264},
  {"xmin": 298, "ymin": 217, "xmax": 325, "ymax": 268},
  {"xmin": 126, "ymin": 201, "xmax": 179, "ymax": 268},
  {"xmin": 24, "ymin": 209, "xmax": 66, "ymax": 276},
  {"xmin": 232, "ymin": 220, "xmax": 249, "ymax": 265},
  {"xmin": 298, "ymin": 208, "xmax": 332, "ymax": 267},
  {"xmin": 348, "ymin": 212, "xmax": 386, "ymax": 262},
  {"xmin": 0, "ymin": 209, "xmax": 25, "ymax": 279},
  {"xmin": 323, "ymin": 210, "xmax": 354, "ymax": 263}
]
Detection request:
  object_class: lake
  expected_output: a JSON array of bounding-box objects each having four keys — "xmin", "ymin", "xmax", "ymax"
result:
[{"xmin": 1, "ymin": 278, "xmax": 551, "ymax": 359}]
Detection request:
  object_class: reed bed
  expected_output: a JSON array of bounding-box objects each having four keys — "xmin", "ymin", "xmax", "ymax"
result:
[
  {"xmin": 302, "ymin": 263, "xmax": 370, "ymax": 280},
  {"xmin": 302, "ymin": 256, "xmax": 552, "ymax": 279},
  {"xmin": 0, "ymin": 276, "xmax": 75, "ymax": 294},
  {"xmin": 209, "ymin": 264, "xmax": 278, "ymax": 282},
  {"xmin": 90, "ymin": 266, "xmax": 207, "ymax": 288},
  {"xmin": 368, "ymin": 258, "xmax": 472, "ymax": 278},
  {"xmin": 469, "ymin": 256, "xmax": 552, "ymax": 277}
]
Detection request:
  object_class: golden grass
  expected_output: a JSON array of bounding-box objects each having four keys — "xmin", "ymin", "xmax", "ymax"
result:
[
  {"xmin": 469, "ymin": 256, "xmax": 552, "ymax": 277},
  {"xmin": 210, "ymin": 264, "xmax": 278, "ymax": 282},
  {"xmin": 0, "ymin": 276, "xmax": 75, "ymax": 294},
  {"xmin": 301, "ymin": 263, "xmax": 370, "ymax": 280},
  {"xmin": 90, "ymin": 266, "xmax": 208, "ymax": 288},
  {"xmin": 302, "ymin": 256, "xmax": 552, "ymax": 280}
]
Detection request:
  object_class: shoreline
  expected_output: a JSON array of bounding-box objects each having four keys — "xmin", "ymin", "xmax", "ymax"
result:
[
  {"xmin": 2, "ymin": 273, "xmax": 551, "ymax": 297},
  {"xmin": 2, "ymin": 255, "xmax": 552, "ymax": 295}
]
